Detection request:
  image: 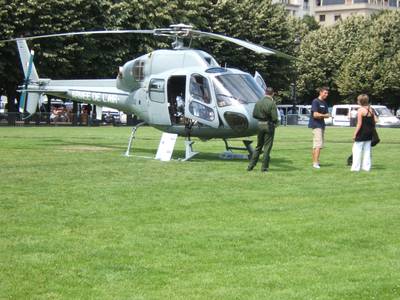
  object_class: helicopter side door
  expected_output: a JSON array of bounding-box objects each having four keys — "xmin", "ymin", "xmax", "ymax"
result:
[
  {"xmin": 147, "ymin": 78, "xmax": 171, "ymax": 125},
  {"xmin": 185, "ymin": 73, "xmax": 219, "ymax": 128}
]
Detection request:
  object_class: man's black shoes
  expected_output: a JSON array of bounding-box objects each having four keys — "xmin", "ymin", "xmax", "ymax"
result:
[{"xmin": 248, "ymin": 166, "xmax": 269, "ymax": 172}]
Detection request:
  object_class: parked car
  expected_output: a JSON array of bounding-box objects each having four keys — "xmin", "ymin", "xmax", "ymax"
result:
[
  {"xmin": 331, "ymin": 104, "xmax": 400, "ymax": 127},
  {"xmin": 102, "ymin": 108, "xmax": 121, "ymax": 124},
  {"xmin": 373, "ymin": 105, "xmax": 400, "ymax": 127},
  {"xmin": 102, "ymin": 107, "xmax": 127, "ymax": 125}
]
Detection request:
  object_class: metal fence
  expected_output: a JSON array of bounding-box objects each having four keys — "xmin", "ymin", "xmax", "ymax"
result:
[
  {"xmin": 0, "ymin": 112, "xmax": 312, "ymax": 127},
  {"xmin": 0, "ymin": 112, "xmax": 129, "ymax": 126},
  {"xmin": 280, "ymin": 114, "xmax": 310, "ymax": 126}
]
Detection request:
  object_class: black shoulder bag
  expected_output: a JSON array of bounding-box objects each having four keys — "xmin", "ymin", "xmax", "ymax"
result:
[{"xmin": 369, "ymin": 107, "xmax": 380, "ymax": 147}]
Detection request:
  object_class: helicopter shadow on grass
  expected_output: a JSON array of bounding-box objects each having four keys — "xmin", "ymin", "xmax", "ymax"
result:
[
  {"xmin": 171, "ymin": 150, "xmax": 298, "ymax": 171},
  {"xmin": 175, "ymin": 151, "xmax": 247, "ymax": 163}
]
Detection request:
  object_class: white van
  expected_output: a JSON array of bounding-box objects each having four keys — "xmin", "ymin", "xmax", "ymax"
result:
[
  {"xmin": 331, "ymin": 104, "xmax": 400, "ymax": 127},
  {"xmin": 331, "ymin": 104, "xmax": 359, "ymax": 126}
]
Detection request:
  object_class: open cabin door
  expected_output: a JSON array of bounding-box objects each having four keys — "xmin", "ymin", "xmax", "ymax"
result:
[
  {"xmin": 254, "ymin": 71, "xmax": 267, "ymax": 91},
  {"xmin": 184, "ymin": 73, "xmax": 219, "ymax": 128}
]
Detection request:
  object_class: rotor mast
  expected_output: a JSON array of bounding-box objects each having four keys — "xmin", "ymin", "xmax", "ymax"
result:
[{"xmin": 154, "ymin": 24, "xmax": 193, "ymax": 50}]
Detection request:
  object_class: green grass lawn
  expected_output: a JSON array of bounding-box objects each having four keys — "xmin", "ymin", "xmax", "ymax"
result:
[{"xmin": 1, "ymin": 126, "xmax": 399, "ymax": 299}]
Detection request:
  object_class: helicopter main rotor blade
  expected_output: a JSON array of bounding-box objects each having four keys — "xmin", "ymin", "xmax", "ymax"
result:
[
  {"xmin": 190, "ymin": 30, "xmax": 294, "ymax": 60},
  {"xmin": 0, "ymin": 25, "xmax": 294, "ymax": 59},
  {"xmin": 0, "ymin": 30, "xmax": 155, "ymax": 43}
]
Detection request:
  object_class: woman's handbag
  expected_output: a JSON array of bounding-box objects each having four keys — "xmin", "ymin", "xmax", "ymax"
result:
[
  {"xmin": 369, "ymin": 106, "xmax": 380, "ymax": 147},
  {"xmin": 371, "ymin": 128, "xmax": 380, "ymax": 147}
]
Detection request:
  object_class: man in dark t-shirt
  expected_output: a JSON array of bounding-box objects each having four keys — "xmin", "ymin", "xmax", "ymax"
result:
[{"xmin": 308, "ymin": 87, "xmax": 330, "ymax": 169}]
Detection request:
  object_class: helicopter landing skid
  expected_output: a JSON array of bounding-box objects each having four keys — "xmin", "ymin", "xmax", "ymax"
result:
[
  {"xmin": 181, "ymin": 139, "xmax": 199, "ymax": 161},
  {"xmin": 220, "ymin": 139, "xmax": 254, "ymax": 160},
  {"xmin": 124, "ymin": 122, "xmax": 146, "ymax": 157}
]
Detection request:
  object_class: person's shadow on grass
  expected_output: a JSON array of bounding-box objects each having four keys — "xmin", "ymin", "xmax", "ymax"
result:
[{"xmin": 269, "ymin": 157, "xmax": 298, "ymax": 172}]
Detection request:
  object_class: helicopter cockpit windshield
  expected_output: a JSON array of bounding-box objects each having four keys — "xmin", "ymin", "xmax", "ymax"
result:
[{"xmin": 213, "ymin": 74, "xmax": 264, "ymax": 107}]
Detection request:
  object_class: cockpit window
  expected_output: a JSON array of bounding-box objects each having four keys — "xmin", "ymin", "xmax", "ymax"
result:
[
  {"xmin": 213, "ymin": 74, "xmax": 264, "ymax": 107},
  {"xmin": 190, "ymin": 74, "xmax": 211, "ymax": 104}
]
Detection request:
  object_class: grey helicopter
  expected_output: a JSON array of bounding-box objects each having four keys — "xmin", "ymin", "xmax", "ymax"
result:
[{"xmin": 3, "ymin": 24, "xmax": 290, "ymax": 160}]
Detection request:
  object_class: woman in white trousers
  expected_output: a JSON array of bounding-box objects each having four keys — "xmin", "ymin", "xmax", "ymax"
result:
[{"xmin": 351, "ymin": 94, "xmax": 378, "ymax": 172}]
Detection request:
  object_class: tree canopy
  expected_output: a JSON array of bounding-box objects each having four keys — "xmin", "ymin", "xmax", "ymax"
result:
[
  {"xmin": 0, "ymin": 0, "xmax": 307, "ymax": 105},
  {"xmin": 336, "ymin": 11, "xmax": 400, "ymax": 106},
  {"xmin": 1, "ymin": 1, "xmax": 400, "ymax": 109},
  {"xmin": 296, "ymin": 11, "xmax": 400, "ymax": 108}
]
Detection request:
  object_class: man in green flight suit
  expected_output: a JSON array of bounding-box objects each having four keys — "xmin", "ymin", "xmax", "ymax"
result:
[{"xmin": 247, "ymin": 87, "xmax": 278, "ymax": 172}]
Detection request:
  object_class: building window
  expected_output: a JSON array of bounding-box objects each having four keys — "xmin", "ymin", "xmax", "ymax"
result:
[
  {"xmin": 319, "ymin": 14, "xmax": 326, "ymax": 21},
  {"xmin": 389, "ymin": 0, "xmax": 397, "ymax": 6},
  {"xmin": 316, "ymin": 0, "xmax": 322, "ymax": 5},
  {"xmin": 334, "ymin": 14, "xmax": 342, "ymax": 21}
]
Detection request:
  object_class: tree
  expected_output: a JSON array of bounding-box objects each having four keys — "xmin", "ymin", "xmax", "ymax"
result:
[
  {"xmin": 337, "ymin": 11, "xmax": 400, "ymax": 108},
  {"xmin": 296, "ymin": 15, "xmax": 370, "ymax": 104},
  {"xmin": 1, "ymin": 0, "xmax": 305, "ymax": 108},
  {"xmin": 0, "ymin": 0, "xmax": 21, "ymax": 118},
  {"xmin": 302, "ymin": 15, "xmax": 320, "ymax": 31},
  {"xmin": 205, "ymin": 0, "xmax": 307, "ymax": 99},
  {"xmin": 0, "ymin": 0, "xmax": 116, "ymax": 115},
  {"xmin": 295, "ymin": 25, "xmax": 336, "ymax": 103}
]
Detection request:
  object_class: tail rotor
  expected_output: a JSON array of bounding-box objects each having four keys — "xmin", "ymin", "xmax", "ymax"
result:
[{"xmin": 19, "ymin": 49, "xmax": 34, "ymax": 114}]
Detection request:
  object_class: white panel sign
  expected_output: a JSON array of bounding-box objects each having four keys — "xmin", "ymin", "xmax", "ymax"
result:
[{"xmin": 155, "ymin": 133, "xmax": 178, "ymax": 161}]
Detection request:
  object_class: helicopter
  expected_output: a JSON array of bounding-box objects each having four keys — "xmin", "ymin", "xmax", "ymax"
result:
[{"xmin": 3, "ymin": 24, "xmax": 290, "ymax": 160}]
